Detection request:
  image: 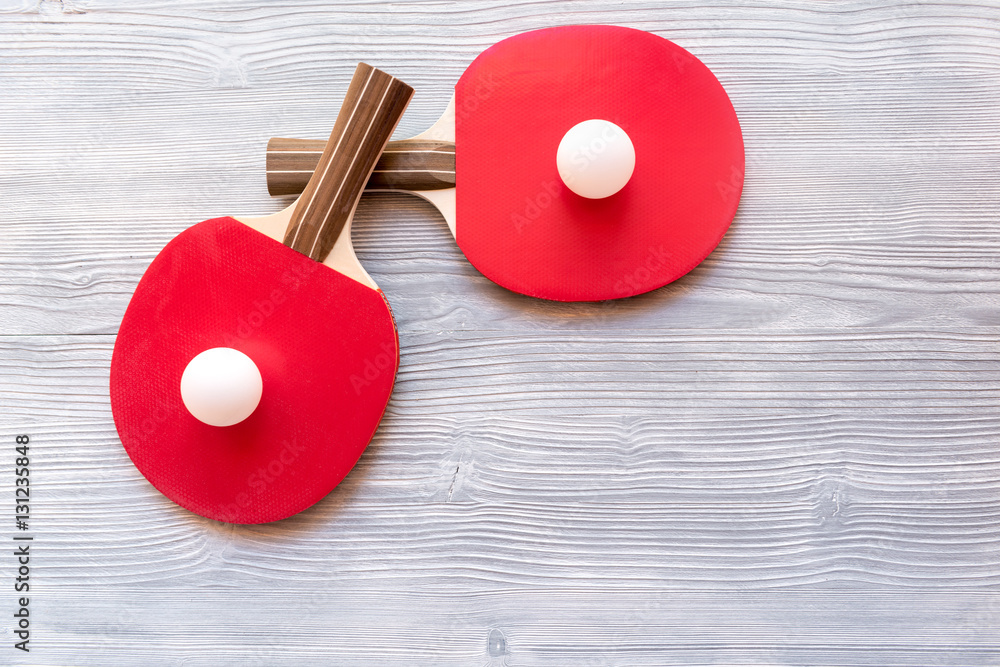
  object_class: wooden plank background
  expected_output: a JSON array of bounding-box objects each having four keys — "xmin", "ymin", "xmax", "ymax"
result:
[{"xmin": 2, "ymin": 0, "xmax": 999, "ymax": 664}]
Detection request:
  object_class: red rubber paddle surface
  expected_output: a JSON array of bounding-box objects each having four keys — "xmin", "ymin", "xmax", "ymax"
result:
[
  {"xmin": 110, "ymin": 217, "xmax": 398, "ymax": 524},
  {"xmin": 455, "ymin": 25, "xmax": 744, "ymax": 301}
]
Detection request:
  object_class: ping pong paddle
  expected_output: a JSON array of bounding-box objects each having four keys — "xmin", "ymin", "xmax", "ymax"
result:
[
  {"xmin": 265, "ymin": 25, "xmax": 745, "ymax": 302},
  {"xmin": 110, "ymin": 63, "xmax": 414, "ymax": 524}
]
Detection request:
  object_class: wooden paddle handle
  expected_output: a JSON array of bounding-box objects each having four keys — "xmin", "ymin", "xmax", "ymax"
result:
[
  {"xmin": 267, "ymin": 137, "xmax": 456, "ymax": 197},
  {"xmin": 283, "ymin": 63, "xmax": 414, "ymax": 262}
]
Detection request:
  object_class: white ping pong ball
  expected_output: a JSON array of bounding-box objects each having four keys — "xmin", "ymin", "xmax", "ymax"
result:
[
  {"xmin": 556, "ymin": 119, "xmax": 636, "ymax": 199},
  {"xmin": 180, "ymin": 347, "xmax": 263, "ymax": 427}
]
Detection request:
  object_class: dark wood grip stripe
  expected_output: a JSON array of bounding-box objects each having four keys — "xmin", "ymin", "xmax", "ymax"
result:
[
  {"xmin": 267, "ymin": 137, "xmax": 456, "ymax": 197},
  {"xmin": 283, "ymin": 63, "xmax": 414, "ymax": 262}
]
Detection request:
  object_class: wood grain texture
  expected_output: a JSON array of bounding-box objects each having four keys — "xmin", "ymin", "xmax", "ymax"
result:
[
  {"xmin": 7, "ymin": 410, "xmax": 1000, "ymax": 587},
  {"xmin": 283, "ymin": 62, "xmax": 412, "ymax": 261},
  {"xmin": 267, "ymin": 136, "xmax": 456, "ymax": 196},
  {"xmin": 1, "ymin": 1, "xmax": 999, "ymax": 664},
  {"xmin": 15, "ymin": 589, "xmax": 1000, "ymax": 666}
]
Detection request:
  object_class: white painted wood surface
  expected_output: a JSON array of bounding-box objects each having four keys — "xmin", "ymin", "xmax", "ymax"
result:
[{"xmin": 2, "ymin": 1, "xmax": 999, "ymax": 664}]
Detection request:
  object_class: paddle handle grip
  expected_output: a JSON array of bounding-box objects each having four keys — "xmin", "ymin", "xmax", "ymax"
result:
[
  {"xmin": 267, "ymin": 137, "xmax": 456, "ymax": 197},
  {"xmin": 284, "ymin": 63, "xmax": 414, "ymax": 262}
]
